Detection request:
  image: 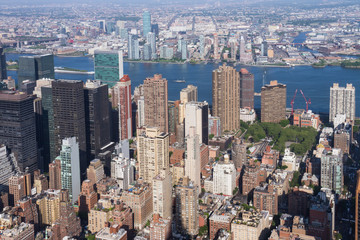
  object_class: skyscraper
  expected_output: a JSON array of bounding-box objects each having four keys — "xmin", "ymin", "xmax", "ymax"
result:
[
  {"xmin": 152, "ymin": 168, "xmax": 172, "ymax": 219},
  {"xmin": 261, "ymin": 80, "xmax": 287, "ymax": 123},
  {"xmin": 111, "ymin": 75, "xmax": 132, "ymax": 140},
  {"xmin": 84, "ymin": 80, "xmax": 112, "ymax": 160},
  {"xmin": 212, "ymin": 64, "xmax": 240, "ymax": 132},
  {"xmin": 199, "ymin": 35, "xmax": 205, "ymax": 59},
  {"xmin": 137, "ymin": 127, "xmax": 169, "ymax": 184},
  {"xmin": 0, "ymin": 47, "xmax": 7, "ymax": 80},
  {"xmin": 329, "ymin": 83, "xmax": 355, "ymax": 123},
  {"xmin": 58, "ymin": 137, "xmax": 81, "ymax": 203},
  {"xmin": 52, "ymin": 80, "xmax": 87, "ymax": 176},
  {"xmin": 143, "ymin": 11, "xmax": 151, "ymax": 36},
  {"xmin": 185, "ymin": 127, "xmax": 201, "ymax": 193},
  {"xmin": 49, "ymin": 159, "xmax": 61, "ymax": 190},
  {"xmin": 320, "ymin": 148, "xmax": 343, "ymax": 194},
  {"xmin": 144, "ymin": 74, "xmax": 168, "ymax": 133},
  {"xmin": 240, "ymin": 68, "xmax": 254, "ymax": 109},
  {"xmin": 213, "ymin": 33, "xmax": 220, "ymax": 60},
  {"xmin": 18, "ymin": 54, "xmax": 55, "ymax": 85},
  {"xmin": 128, "ymin": 35, "xmax": 140, "ymax": 60},
  {"xmin": 185, "ymin": 101, "xmax": 209, "ymax": 145},
  {"xmin": 94, "ymin": 50, "xmax": 124, "ymax": 88},
  {"xmin": 146, "ymin": 32, "xmax": 156, "ymax": 59},
  {"xmin": 175, "ymin": 177, "xmax": 199, "ymax": 237},
  {"xmin": 0, "ymin": 91, "xmax": 37, "ymax": 172}
]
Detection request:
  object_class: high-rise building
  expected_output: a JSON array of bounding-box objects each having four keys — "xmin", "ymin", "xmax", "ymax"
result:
[
  {"xmin": 18, "ymin": 54, "xmax": 55, "ymax": 85},
  {"xmin": 208, "ymin": 115, "xmax": 221, "ymax": 137},
  {"xmin": 231, "ymin": 138, "xmax": 247, "ymax": 170},
  {"xmin": 213, "ymin": 154, "xmax": 237, "ymax": 196},
  {"xmin": 84, "ymin": 80, "xmax": 112, "ymax": 160},
  {"xmin": 180, "ymin": 40, "xmax": 187, "ymax": 60},
  {"xmin": 0, "ymin": 91, "xmax": 37, "ymax": 172},
  {"xmin": 143, "ymin": 74, "xmax": 168, "ymax": 133},
  {"xmin": 185, "ymin": 127, "xmax": 201, "ymax": 193},
  {"xmin": 0, "ymin": 48, "xmax": 7, "ymax": 80},
  {"xmin": 0, "ymin": 145, "xmax": 18, "ymax": 192},
  {"xmin": 199, "ymin": 35, "xmax": 205, "ymax": 59},
  {"xmin": 213, "ymin": 33, "xmax": 220, "ymax": 60},
  {"xmin": 58, "ymin": 137, "xmax": 81, "ymax": 203},
  {"xmin": 261, "ymin": 80, "xmax": 287, "ymax": 123},
  {"xmin": 94, "ymin": 50, "xmax": 124, "ymax": 88},
  {"xmin": 150, "ymin": 214, "xmax": 172, "ymax": 240},
  {"xmin": 212, "ymin": 64, "xmax": 240, "ymax": 131},
  {"xmin": 8, "ymin": 174, "xmax": 29, "ymax": 206},
  {"xmin": 175, "ymin": 177, "xmax": 199, "ymax": 237},
  {"xmin": 334, "ymin": 123, "xmax": 352, "ymax": 154},
  {"xmin": 320, "ymin": 148, "xmax": 343, "ymax": 194},
  {"xmin": 240, "ymin": 68, "xmax": 254, "ymax": 109},
  {"xmin": 49, "ymin": 159, "xmax": 61, "ymax": 190},
  {"xmin": 253, "ymin": 184, "xmax": 278, "ymax": 215},
  {"xmin": 111, "ymin": 153, "xmax": 134, "ymax": 190},
  {"xmin": 137, "ymin": 127, "xmax": 169, "ymax": 184},
  {"xmin": 146, "ymin": 32, "xmax": 156, "ymax": 59},
  {"xmin": 111, "ymin": 75, "xmax": 132, "ymax": 140},
  {"xmin": 179, "ymin": 85, "xmax": 198, "ymax": 123},
  {"xmin": 143, "ymin": 11, "xmax": 151, "ymax": 36},
  {"xmin": 143, "ymin": 43, "xmax": 152, "ymax": 61},
  {"xmin": 36, "ymin": 189, "xmax": 61, "ymax": 226},
  {"xmin": 152, "ymin": 168, "xmax": 172, "ymax": 219},
  {"xmin": 261, "ymin": 41, "xmax": 268, "ymax": 57},
  {"xmin": 52, "ymin": 80, "xmax": 87, "ymax": 176},
  {"xmin": 355, "ymin": 170, "xmax": 360, "ymax": 240},
  {"xmin": 185, "ymin": 101, "xmax": 209, "ymax": 145},
  {"xmin": 128, "ymin": 35, "xmax": 140, "ymax": 60},
  {"xmin": 78, "ymin": 180, "xmax": 98, "ymax": 213},
  {"xmin": 137, "ymin": 96, "xmax": 145, "ymax": 127},
  {"xmin": 329, "ymin": 83, "xmax": 355, "ymax": 123}
]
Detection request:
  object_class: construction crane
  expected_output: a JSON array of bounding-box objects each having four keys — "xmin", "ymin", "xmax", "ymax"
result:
[
  {"xmin": 291, "ymin": 89, "xmax": 298, "ymax": 115},
  {"xmin": 300, "ymin": 90, "xmax": 311, "ymax": 112}
]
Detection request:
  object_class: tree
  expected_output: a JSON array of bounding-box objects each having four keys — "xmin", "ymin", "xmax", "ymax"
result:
[
  {"xmin": 290, "ymin": 171, "xmax": 301, "ymax": 187},
  {"xmin": 279, "ymin": 119, "xmax": 290, "ymax": 127},
  {"xmin": 209, "ymin": 134, "xmax": 215, "ymax": 140}
]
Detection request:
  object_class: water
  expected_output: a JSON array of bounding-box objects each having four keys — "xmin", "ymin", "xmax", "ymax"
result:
[{"xmin": 6, "ymin": 53, "xmax": 360, "ymax": 116}]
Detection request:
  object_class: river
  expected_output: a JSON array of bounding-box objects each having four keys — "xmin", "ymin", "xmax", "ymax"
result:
[{"xmin": 6, "ymin": 53, "xmax": 360, "ymax": 116}]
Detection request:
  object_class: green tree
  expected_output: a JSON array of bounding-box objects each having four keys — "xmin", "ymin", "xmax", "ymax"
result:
[{"xmin": 279, "ymin": 119, "xmax": 290, "ymax": 127}]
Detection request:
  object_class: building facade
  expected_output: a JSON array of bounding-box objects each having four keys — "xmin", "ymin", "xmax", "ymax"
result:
[
  {"xmin": 261, "ymin": 80, "xmax": 287, "ymax": 123},
  {"xmin": 329, "ymin": 83, "xmax": 355, "ymax": 122}
]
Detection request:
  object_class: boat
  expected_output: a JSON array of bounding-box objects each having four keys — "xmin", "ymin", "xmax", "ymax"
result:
[{"xmin": 173, "ymin": 79, "xmax": 186, "ymax": 83}]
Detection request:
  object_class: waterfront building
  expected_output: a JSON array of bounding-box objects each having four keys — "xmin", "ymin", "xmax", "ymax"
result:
[
  {"xmin": 261, "ymin": 80, "xmax": 287, "ymax": 123},
  {"xmin": 52, "ymin": 80, "xmax": 87, "ymax": 176},
  {"xmin": 128, "ymin": 35, "xmax": 140, "ymax": 60},
  {"xmin": 175, "ymin": 177, "xmax": 199, "ymax": 237},
  {"xmin": 146, "ymin": 32, "xmax": 156, "ymax": 59},
  {"xmin": 143, "ymin": 11, "xmax": 151, "ymax": 36},
  {"xmin": 143, "ymin": 74, "xmax": 168, "ymax": 133},
  {"xmin": 320, "ymin": 148, "xmax": 343, "ymax": 194},
  {"xmin": 58, "ymin": 137, "xmax": 81, "ymax": 203},
  {"xmin": 18, "ymin": 54, "xmax": 54, "ymax": 85},
  {"xmin": 0, "ymin": 47, "xmax": 7, "ymax": 80},
  {"xmin": 212, "ymin": 64, "xmax": 240, "ymax": 132},
  {"xmin": 213, "ymin": 33, "xmax": 220, "ymax": 60},
  {"xmin": 213, "ymin": 154, "xmax": 237, "ymax": 196},
  {"xmin": 94, "ymin": 50, "xmax": 124, "ymax": 88},
  {"xmin": 185, "ymin": 101, "xmax": 209, "ymax": 144},
  {"xmin": 0, "ymin": 91, "xmax": 37, "ymax": 172},
  {"xmin": 152, "ymin": 169, "xmax": 172, "ymax": 219},
  {"xmin": 240, "ymin": 68, "xmax": 254, "ymax": 109},
  {"xmin": 199, "ymin": 35, "xmax": 205, "ymax": 59},
  {"xmin": 143, "ymin": 43, "xmax": 151, "ymax": 61},
  {"xmin": 137, "ymin": 127, "xmax": 169, "ymax": 184},
  {"xmin": 329, "ymin": 83, "xmax": 355, "ymax": 123},
  {"xmin": 84, "ymin": 80, "xmax": 113, "ymax": 160},
  {"xmin": 185, "ymin": 127, "xmax": 201, "ymax": 193}
]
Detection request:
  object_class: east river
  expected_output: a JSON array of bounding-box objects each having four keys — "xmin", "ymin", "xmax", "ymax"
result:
[{"xmin": 6, "ymin": 53, "xmax": 360, "ymax": 117}]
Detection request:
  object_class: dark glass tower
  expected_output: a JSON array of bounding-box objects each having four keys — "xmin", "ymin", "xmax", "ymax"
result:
[
  {"xmin": 18, "ymin": 54, "xmax": 55, "ymax": 85},
  {"xmin": 240, "ymin": 68, "xmax": 254, "ymax": 109},
  {"xmin": 0, "ymin": 48, "xmax": 7, "ymax": 80},
  {"xmin": 0, "ymin": 91, "xmax": 37, "ymax": 172}
]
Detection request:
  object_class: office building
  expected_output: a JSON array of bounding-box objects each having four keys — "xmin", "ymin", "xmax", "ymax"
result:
[
  {"xmin": 143, "ymin": 43, "xmax": 151, "ymax": 60},
  {"xmin": 121, "ymin": 183, "xmax": 153, "ymax": 229},
  {"xmin": 261, "ymin": 80, "xmax": 287, "ymax": 123},
  {"xmin": 212, "ymin": 64, "xmax": 240, "ymax": 131},
  {"xmin": 213, "ymin": 154, "xmax": 237, "ymax": 196},
  {"xmin": 0, "ymin": 91, "xmax": 37, "ymax": 172},
  {"xmin": 261, "ymin": 41, "xmax": 268, "ymax": 57},
  {"xmin": 240, "ymin": 68, "xmax": 254, "ymax": 109},
  {"xmin": 0, "ymin": 145, "xmax": 18, "ymax": 192},
  {"xmin": 18, "ymin": 54, "xmax": 54, "ymax": 85},
  {"xmin": 94, "ymin": 50, "xmax": 124, "ymax": 88},
  {"xmin": 0, "ymin": 48, "xmax": 7, "ymax": 80},
  {"xmin": 58, "ymin": 137, "xmax": 81, "ymax": 203},
  {"xmin": 8, "ymin": 174, "xmax": 30, "ymax": 206},
  {"xmin": 128, "ymin": 35, "xmax": 140, "ymax": 60},
  {"xmin": 185, "ymin": 127, "xmax": 201, "ymax": 193},
  {"xmin": 111, "ymin": 75, "xmax": 132, "ymax": 140},
  {"xmin": 49, "ymin": 159, "xmax": 61, "ymax": 190},
  {"xmin": 87, "ymin": 159, "xmax": 105, "ymax": 184},
  {"xmin": 111, "ymin": 153, "xmax": 134, "ymax": 190},
  {"xmin": 179, "ymin": 84, "xmax": 198, "ymax": 123},
  {"xmin": 143, "ymin": 74, "xmax": 168, "ymax": 133},
  {"xmin": 253, "ymin": 184, "xmax": 278, "ymax": 215},
  {"xmin": 52, "ymin": 80, "xmax": 87, "ymax": 176},
  {"xmin": 320, "ymin": 149, "xmax": 343, "ymax": 194},
  {"xmin": 137, "ymin": 127, "xmax": 169, "ymax": 184},
  {"xmin": 147, "ymin": 32, "xmax": 156, "ymax": 59},
  {"xmin": 152, "ymin": 168, "xmax": 172, "ymax": 219},
  {"xmin": 143, "ymin": 11, "xmax": 151, "ymax": 36},
  {"xmin": 84, "ymin": 80, "xmax": 112, "ymax": 160},
  {"xmin": 175, "ymin": 177, "xmax": 199, "ymax": 237},
  {"xmin": 185, "ymin": 101, "xmax": 209, "ymax": 144},
  {"xmin": 356, "ymin": 170, "xmax": 360, "ymax": 240},
  {"xmin": 329, "ymin": 83, "xmax": 355, "ymax": 122}
]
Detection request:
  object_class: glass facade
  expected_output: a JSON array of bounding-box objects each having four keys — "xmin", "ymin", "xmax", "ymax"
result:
[
  {"xmin": 94, "ymin": 51, "xmax": 119, "ymax": 88},
  {"xmin": 143, "ymin": 11, "xmax": 151, "ymax": 36}
]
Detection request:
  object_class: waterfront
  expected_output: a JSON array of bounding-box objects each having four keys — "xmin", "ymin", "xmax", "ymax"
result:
[{"xmin": 6, "ymin": 53, "xmax": 360, "ymax": 116}]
